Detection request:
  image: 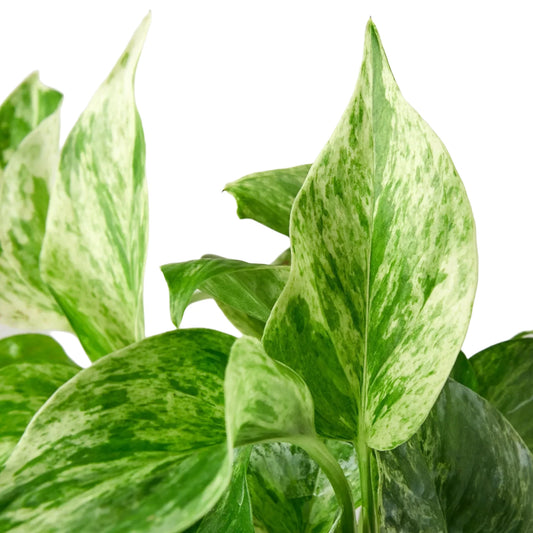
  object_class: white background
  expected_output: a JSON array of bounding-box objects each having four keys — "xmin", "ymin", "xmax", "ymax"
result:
[{"xmin": 0, "ymin": 1, "xmax": 531, "ymax": 366}]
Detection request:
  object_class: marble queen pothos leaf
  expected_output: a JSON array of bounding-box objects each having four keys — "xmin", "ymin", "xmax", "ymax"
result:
[
  {"xmin": 224, "ymin": 164, "xmax": 311, "ymax": 236},
  {"xmin": 40, "ymin": 15, "xmax": 150, "ymax": 360},
  {"xmin": 0, "ymin": 334, "xmax": 79, "ymax": 466},
  {"xmin": 162, "ymin": 255, "xmax": 289, "ymax": 337},
  {"xmin": 248, "ymin": 440, "xmax": 361, "ymax": 533},
  {"xmin": 0, "ymin": 73, "xmax": 70, "ymax": 330},
  {"xmin": 0, "ymin": 329, "xmax": 235, "ymax": 532},
  {"xmin": 263, "ymin": 20, "xmax": 477, "ymax": 449},
  {"xmin": 225, "ymin": 336, "xmax": 356, "ymax": 533},
  {"xmin": 470, "ymin": 337, "xmax": 533, "ymax": 451},
  {"xmin": 377, "ymin": 380, "xmax": 533, "ymax": 532}
]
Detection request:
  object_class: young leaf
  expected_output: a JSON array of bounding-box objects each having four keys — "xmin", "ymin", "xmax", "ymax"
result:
[
  {"xmin": 40, "ymin": 14, "xmax": 151, "ymax": 360},
  {"xmin": 377, "ymin": 380, "xmax": 533, "ymax": 532},
  {"xmin": 263, "ymin": 20, "xmax": 477, "ymax": 449},
  {"xmin": 225, "ymin": 336, "xmax": 356, "ymax": 533},
  {"xmin": 0, "ymin": 73, "xmax": 69, "ymax": 330},
  {"xmin": 470, "ymin": 337, "xmax": 533, "ymax": 450},
  {"xmin": 248, "ymin": 441, "xmax": 361, "ymax": 533},
  {"xmin": 188, "ymin": 447, "xmax": 254, "ymax": 533},
  {"xmin": 225, "ymin": 164, "xmax": 311, "ymax": 235},
  {"xmin": 0, "ymin": 329, "xmax": 236, "ymax": 532},
  {"xmin": 162, "ymin": 256, "xmax": 289, "ymax": 332},
  {"xmin": 0, "ymin": 334, "xmax": 78, "ymax": 465}
]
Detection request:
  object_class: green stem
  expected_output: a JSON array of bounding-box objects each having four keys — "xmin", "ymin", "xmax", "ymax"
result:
[
  {"xmin": 356, "ymin": 440, "xmax": 379, "ymax": 533},
  {"xmin": 290, "ymin": 436, "xmax": 357, "ymax": 533}
]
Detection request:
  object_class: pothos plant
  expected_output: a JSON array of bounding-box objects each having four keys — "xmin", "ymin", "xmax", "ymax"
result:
[{"xmin": 0, "ymin": 12, "xmax": 531, "ymax": 533}]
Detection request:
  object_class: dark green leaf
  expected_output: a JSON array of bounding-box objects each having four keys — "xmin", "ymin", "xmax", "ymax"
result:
[
  {"xmin": 263, "ymin": 20, "xmax": 477, "ymax": 449},
  {"xmin": 378, "ymin": 380, "xmax": 533, "ymax": 532},
  {"xmin": 0, "ymin": 334, "xmax": 79, "ymax": 466},
  {"xmin": 0, "ymin": 329, "xmax": 236, "ymax": 532},
  {"xmin": 40, "ymin": 15, "xmax": 150, "ymax": 360},
  {"xmin": 471, "ymin": 337, "xmax": 533, "ymax": 450},
  {"xmin": 449, "ymin": 351, "xmax": 479, "ymax": 391},
  {"xmin": 225, "ymin": 164, "xmax": 311, "ymax": 235}
]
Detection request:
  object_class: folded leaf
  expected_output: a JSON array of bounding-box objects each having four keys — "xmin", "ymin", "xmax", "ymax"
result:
[
  {"xmin": 378, "ymin": 380, "xmax": 533, "ymax": 532},
  {"xmin": 188, "ymin": 447, "xmax": 254, "ymax": 533},
  {"xmin": 0, "ymin": 334, "xmax": 78, "ymax": 465},
  {"xmin": 40, "ymin": 14, "xmax": 150, "ymax": 360},
  {"xmin": 248, "ymin": 440, "xmax": 361, "ymax": 533},
  {"xmin": 470, "ymin": 337, "xmax": 533, "ymax": 451},
  {"xmin": 0, "ymin": 329, "xmax": 235, "ymax": 532},
  {"xmin": 162, "ymin": 256, "xmax": 289, "ymax": 337},
  {"xmin": 225, "ymin": 336, "xmax": 356, "ymax": 533},
  {"xmin": 263, "ymin": 20, "xmax": 477, "ymax": 450},
  {"xmin": 225, "ymin": 164, "xmax": 311, "ymax": 235},
  {"xmin": 0, "ymin": 73, "xmax": 69, "ymax": 330}
]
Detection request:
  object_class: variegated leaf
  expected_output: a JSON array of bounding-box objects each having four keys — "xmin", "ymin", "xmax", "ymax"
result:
[
  {"xmin": 40, "ymin": 14, "xmax": 150, "ymax": 360},
  {"xmin": 0, "ymin": 73, "xmax": 69, "ymax": 330},
  {"xmin": 0, "ymin": 329, "xmax": 235, "ymax": 532},
  {"xmin": 248, "ymin": 440, "xmax": 360, "ymax": 533},
  {"xmin": 188, "ymin": 447, "xmax": 254, "ymax": 533},
  {"xmin": 470, "ymin": 337, "xmax": 533, "ymax": 450},
  {"xmin": 162, "ymin": 255, "xmax": 289, "ymax": 337},
  {"xmin": 0, "ymin": 334, "xmax": 78, "ymax": 465},
  {"xmin": 225, "ymin": 336, "xmax": 356, "ymax": 533},
  {"xmin": 377, "ymin": 380, "xmax": 533, "ymax": 532},
  {"xmin": 0, "ymin": 72, "xmax": 62, "ymax": 173},
  {"xmin": 225, "ymin": 164, "xmax": 310, "ymax": 235},
  {"xmin": 263, "ymin": 20, "xmax": 477, "ymax": 449}
]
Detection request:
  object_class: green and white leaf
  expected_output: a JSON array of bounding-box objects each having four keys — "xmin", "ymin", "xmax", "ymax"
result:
[
  {"xmin": 40, "ymin": 14, "xmax": 151, "ymax": 360},
  {"xmin": 162, "ymin": 255, "xmax": 289, "ymax": 337},
  {"xmin": 0, "ymin": 329, "xmax": 236, "ymax": 532},
  {"xmin": 0, "ymin": 73, "xmax": 69, "ymax": 330},
  {"xmin": 248, "ymin": 441, "xmax": 360, "ymax": 533},
  {"xmin": 0, "ymin": 334, "xmax": 78, "ymax": 465},
  {"xmin": 378, "ymin": 380, "xmax": 533, "ymax": 532},
  {"xmin": 470, "ymin": 337, "xmax": 533, "ymax": 451},
  {"xmin": 0, "ymin": 72, "xmax": 62, "ymax": 172},
  {"xmin": 225, "ymin": 336, "xmax": 356, "ymax": 533},
  {"xmin": 225, "ymin": 164, "xmax": 310, "ymax": 235},
  {"xmin": 225, "ymin": 336, "xmax": 316, "ymax": 447},
  {"xmin": 263, "ymin": 20, "xmax": 477, "ymax": 449},
  {"xmin": 188, "ymin": 447, "xmax": 254, "ymax": 533}
]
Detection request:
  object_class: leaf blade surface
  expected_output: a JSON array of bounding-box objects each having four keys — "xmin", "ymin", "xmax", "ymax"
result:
[
  {"xmin": 263, "ymin": 21, "xmax": 478, "ymax": 448},
  {"xmin": 0, "ymin": 328, "xmax": 236, "ymax": 532},
  {"xmin": 40, "ymin": 15, "xmax": 151, "ymax": 359}
]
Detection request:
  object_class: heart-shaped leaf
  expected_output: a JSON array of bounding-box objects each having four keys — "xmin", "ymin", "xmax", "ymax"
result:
[
  {"xmin": 40, "ymin": 14, "xmax": 151, "ymax": 360},
  {"xmin": 0, "ymin": 329, "xmax": 235, "ymax": 532},
  {"xmin": 263, "ymin": 20, "xmax": 477, "ymax": 450},
  {"xmin": 225, "ymin": 165, "xmax": 311, "ymax": 235},
  {"xmin": 0, "ymin": 73, "xmax": 69, "ymax": 330},
  {"xmin": 377, "ymin": 380, "xmax": 533, "ymax": 532}
]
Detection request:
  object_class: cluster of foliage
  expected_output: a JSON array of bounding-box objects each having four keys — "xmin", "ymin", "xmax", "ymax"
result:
[{"xmin": 0, "ymin": 13, "xmax": 532, "ymax": 532}]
